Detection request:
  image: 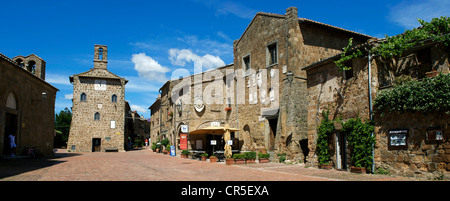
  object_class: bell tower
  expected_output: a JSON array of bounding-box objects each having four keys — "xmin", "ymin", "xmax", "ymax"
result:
[{"xmin": 93, "ymin": 44, "xmax": 108, "ymax": 69}]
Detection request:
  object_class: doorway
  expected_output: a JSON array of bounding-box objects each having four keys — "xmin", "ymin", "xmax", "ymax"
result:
[
  {"xmin": 335, "ymin": 133, "xmax": 347, "ymax": 170},
  {"xmin": 268, "ymin": 117, "xmax": 278, "ymax": 151},
  {"xmin": 92, "ymin": 138, "xmax": 101, "ymax": 152},
  {"xmin": 3, "ymin": 113, "xmax": 18, "ymax": 155}
]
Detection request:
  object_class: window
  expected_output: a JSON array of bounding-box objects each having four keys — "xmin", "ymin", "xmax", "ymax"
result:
[
  {"xmin": 27, "ymin": 60, "xmax": 36, "ymax": 74},
  {"xmin": 267, "ymin": 42, "xmax": 278, "ymax": 66},
  {"xmin": 94, "ymin": 112, "xmax": 100, "ymax": 121},
  {"xmin": 80, "ymin": 93, "xmax": 87, "ymax": 102},
  {"xmin": 111, "ymin": 94, "xmax": 117, "ymax": 103},
  {"xmin": 15, "ymin": 59, "xmax": 24, "ymax": 68},
  {"xmin": 243, "ymin": 55, "xmax": 251, "ymax": 73},
  {"xmin": 99, "ymin": 48, "xmax": 103, "ymax": 60}
]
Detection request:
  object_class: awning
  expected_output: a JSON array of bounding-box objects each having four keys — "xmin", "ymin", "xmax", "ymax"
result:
[{"xmin": 189, "ymin": 126, "xmax": 240, "ymax": 135}]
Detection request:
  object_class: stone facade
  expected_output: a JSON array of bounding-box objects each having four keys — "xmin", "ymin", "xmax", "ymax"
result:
[
  {"xmin": 0, "ymin": 52, "xmax": 58, "ymax": 157},
  {"xmin": 149, "ymin": 7, "xmax": 372, "ymax": 161},
  {"xmin": 67, "ymin": 45, "xmax": 129, "ymax": 152},
  {"xmin": 304, "ymin": 39, "xmax": 449, "ymax": 178}
]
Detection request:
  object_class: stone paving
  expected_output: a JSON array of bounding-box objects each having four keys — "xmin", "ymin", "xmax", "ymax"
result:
[{"xmin": 0, "ymin": 148, "xmax": 420, "ymax": 181}]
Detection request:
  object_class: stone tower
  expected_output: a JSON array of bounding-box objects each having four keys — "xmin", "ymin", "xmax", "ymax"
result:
[
  {"xmin": 67, "ymin": 45, "xmax": 129, "ymax": 152},
  {"xmin": 12, "ymin": 54, "xmax": 46, "ymax": 80}
]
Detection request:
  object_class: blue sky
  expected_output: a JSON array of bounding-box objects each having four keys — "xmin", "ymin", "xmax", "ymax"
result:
[{"xmin": 1, "ymin": 0, "xmax": 449, "ymax": 118}]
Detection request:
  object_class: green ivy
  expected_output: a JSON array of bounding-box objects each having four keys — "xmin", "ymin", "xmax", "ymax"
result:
[
  {"xmin": 334, "ymin": 38, "xmax": 363, "ymax": 71},
  {"xmin": 335, "ymin": 16, "xmax": 450, "ymax": 70},
  {"xmin": 374, "ymin": 73, "xmax": 450, "ymax": 115},
  {"xmin": 342, "ymin": 117, "xmax": 375, "ymax": 169},
  {"xmin": 316, "ymin": 110, "xmax": 335, "ymax": 165}
]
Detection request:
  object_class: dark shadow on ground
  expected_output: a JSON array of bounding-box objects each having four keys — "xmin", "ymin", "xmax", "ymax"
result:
[{"xmin": 0, "ymin": 152, "xmax": 81, "ymax": 179}]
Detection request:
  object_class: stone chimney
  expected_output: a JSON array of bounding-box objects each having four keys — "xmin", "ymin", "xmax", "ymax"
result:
[{"xmin": 286, "ymin": 7, "xmax": 298, "ymax": 20}]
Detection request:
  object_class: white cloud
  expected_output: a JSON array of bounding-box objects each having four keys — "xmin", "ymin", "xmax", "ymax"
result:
[
  {"xmin": 389, "ymin": 0, "xmax": 450, "ymax": 29},
  {"xmin": 131, "ymin": 53, "xmax": 170, "ymax": 83},
  {"xmin": 168, "ymin": 48, "xmax": 226, "ymax": 70},
  {"xmin": 125, "ymin": 76, "xmax": 160, "ymax": 92},
  {"xmin": 130, "ymin": 104, "xmax": 148, "ymax": 114},
  {"xmin": 64, "ymin": 94, "xmax": 73, "ymax": 100},
  {"xmin": 46, "ymin": 73, "xmax": 71, "ymax": 85}
]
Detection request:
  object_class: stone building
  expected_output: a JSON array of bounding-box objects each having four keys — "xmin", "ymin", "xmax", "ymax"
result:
[
  {"xmin": 232, "ymin": 7, "xmax": 372, "ymax": 161},
  {"xmin": 0, "ymin": 52, "xmax": 58, "ymax": 157},
  {"xmin": 149, "ymin": 7, "xmax": 373, "ymax": 161},
  {"xmin": 303, "ymin": 34, "xmax": 449, "ymax": 177},
  {"xmin": 67, "ymin": 45, "xmax": 130, "ymax": 152}
]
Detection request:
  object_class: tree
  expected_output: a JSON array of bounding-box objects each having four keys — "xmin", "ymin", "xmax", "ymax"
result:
[{"xmin": 55, "ymin": 107, "xmax": 72, "ymax": 147}]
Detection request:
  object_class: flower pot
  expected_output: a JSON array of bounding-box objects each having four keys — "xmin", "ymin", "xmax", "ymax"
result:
[
  {"xmin": 246, "ymin": 159, "xmax": 256, "ymax": 164},
  {"xmin": 350, "ymin": 166, "xmax": 366, "ymax": 174},
  {"xmin": 234, "ymin": 159, "xmax": 245, "ymax": 164},
  {"xmin": 201, "ymin": 156, "xmax": 207, "ymax": 161},
  {"xmin": 209, "ymin": 157, "xmax": 218, "ymax": 163},
  {"xmin": 226, "ymin": 158, "xmax": 234, "ymax": 165},
  {"xmin": 426, "ymin": 70, "xmax": 439, "ymax": 78},
  {"xmin": 319, "ymin": 164, "xmax": 333, "ymax": 170},
  {"xmin": 181, "ymin": 154, "xmax": 188, "ymax": 159},
  {"xmin": 258, "ymin": 158, "xmax": 269, "ymax": 163}
]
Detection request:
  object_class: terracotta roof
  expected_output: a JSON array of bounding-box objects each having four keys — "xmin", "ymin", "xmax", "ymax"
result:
[{"xmin": 298, "ymin": 17, "xmax": 374, "ymax": 39}]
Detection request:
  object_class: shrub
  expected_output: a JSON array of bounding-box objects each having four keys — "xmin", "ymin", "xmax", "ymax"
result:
[
  {"xmin": 258, "ymin": 153, "xmax": 270, "ymax": 159},
  {"xmin": 244, "ymin": 151, "xmax": 257, "ymax": 159},
  {"xmin": 317, "ymin": 110, "xmax": 334, "ymax": 165},
  {"xmin": 232, "ymin": 153, "xmax": 245, "ymax": 159},
  {"xmin": 342, "ymin": 117, "xmax": 375, "ymax": 169}
]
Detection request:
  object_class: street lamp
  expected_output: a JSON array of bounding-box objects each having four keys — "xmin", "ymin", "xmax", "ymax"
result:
[
  {"xmin": 286, "ymin": 71, "xmax": 294, "ymax": 83},
  {"xmin": 176, "ymin": 102, "xmax": 182, "ymax": 115}
]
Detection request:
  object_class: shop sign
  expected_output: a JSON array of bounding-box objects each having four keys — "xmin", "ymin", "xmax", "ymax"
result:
[{"xmin": 181, "ymin": 125, "xmax": 188, "ymax": 133}]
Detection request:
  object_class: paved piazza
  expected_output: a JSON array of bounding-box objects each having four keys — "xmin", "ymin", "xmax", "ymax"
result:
[{"xmin": 0, "ymin": 148, "xmax": 418, "ymax": 181}]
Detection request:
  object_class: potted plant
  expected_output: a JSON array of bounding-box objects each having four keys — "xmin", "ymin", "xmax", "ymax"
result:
[
  {"xmin": 181, "ymin": 149, "xmax": 189, "ymax": 159},
  {"xmin": 201, "ymin": 153, "xmax": 208, "ymax": 161},
  {"xmin": 233, "ymin": 153, "xmax": 246, "ymax": 164},
  {"xmin": 244, "ymin": 151, "xmax": 256, "ymax": 163},
  {"xmin": 258, "ymin": 147, "xmax": 267, "ymax": 154},
  {"xmin": 226, "ymin": 156, "xmax": 234, "ymax": 165},
  {"xmin": 165, "ymin": 144, "xmax": 171, "ymax": 155},
  {"xmin": 425, "ymin": 70, "xmax": 439, "ymax": 78},
  {"xmin": 258, "ymin": 153, "xmax": 270, "ymax": 163},
  {"xmin": 151, "ymin": 143, "xmax": 157, "ymax": 152},
  {"xmin": 209, "ymin": 155, "xmax": 218, "ymax": 163}
]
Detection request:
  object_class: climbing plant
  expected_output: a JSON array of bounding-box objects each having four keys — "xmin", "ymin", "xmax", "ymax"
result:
[
  {"xmin": 374, "ymin": 73, "xmax": 450, "ymax": 115},
  {"xmin": 341, "ymin": 117, "xmax": 375, "ymax": 170},
  {"xmin": 316, "ymin": 110, "xmax": 335, "ymax": 165},
  {"xmin": 335, "ymin": 16, "xmax": 450, "ymax": 71}
]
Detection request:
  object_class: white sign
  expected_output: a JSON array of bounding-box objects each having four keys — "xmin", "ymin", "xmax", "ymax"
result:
[
  {"xmin": 227, "ymin": 140, "xmax": 233, "ymax": 145},
  {"xmin": 210, "ymin": 140, "xmax": 217, "ymax": 145},
  {"xmin": 181, "ymin": 125, "xmax": 188, "ymax": 133},
  {"xmin": 211, "ymin": 122, "xmax": 220, "ymax": 127},
  {"xmin": 110, "ymin": 121, "xmax": 116, "ymax": 129}
]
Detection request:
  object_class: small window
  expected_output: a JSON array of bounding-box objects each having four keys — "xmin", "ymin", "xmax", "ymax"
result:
[
  {"xmin": 111, "ymin": 94, "xmax": 117, "ymax": 103},
  {"xmin": 80, "ymin": 93, "xmax": 87, "ymax": 102},
  {"xmin": 243, "ymin": 55, "xmax": 251, "ymax": 73},
  {"xmin": 267, "ymin": 42, "xmax": 278, "ymax": 66},
  {"xmin": 15, "ymin": 59, "xmax": 24, "ymax": 68},
  {"xmin": 94, "ymin": 112, "xmax": 100, "ymax": 121}
]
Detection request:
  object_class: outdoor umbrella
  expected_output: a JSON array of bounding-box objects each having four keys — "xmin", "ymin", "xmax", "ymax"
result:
[{"xmin": 224, "ymin": 124, "xmax": 232, "ymax": 159}]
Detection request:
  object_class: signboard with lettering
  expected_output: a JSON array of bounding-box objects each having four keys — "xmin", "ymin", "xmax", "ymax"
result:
[
  {"xmin": 180, "ymin": 134, "xmax": 188, "ymax": 150},
  {"xmin": 388, "ymin": 129, "xmax": 408, "ymax": 150}
]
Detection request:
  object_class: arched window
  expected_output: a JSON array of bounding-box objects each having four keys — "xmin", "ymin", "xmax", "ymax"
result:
[
  {"xmin": 27, "ymin": 60, "xmax": 36, "ymax": 74},
  {"xmin": 15, "ymin": 59, "xmax": 24, "ymax": 68},
  {"xmin": 94, "ymin": 112, "xmax": 100, "ymax": 120},
  {"xmin": 6, "ymin": 92, "xmax": 17, "ymax": 110},
  {"xmin": 99, "ymin": 48, "xmax": 103, "ymax": 60},
  {"xmin": 80, "ymin": 93, "xmax": 87, "ymax": 102},
  {"xmin": 111, "ymin": 94, "xmax": 117, "ymax": 103}
]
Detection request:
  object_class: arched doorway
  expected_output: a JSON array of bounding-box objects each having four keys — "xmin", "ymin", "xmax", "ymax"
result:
[{"xmin": 3, "ymin": 92, "xmax": 18, "ymax": 156}]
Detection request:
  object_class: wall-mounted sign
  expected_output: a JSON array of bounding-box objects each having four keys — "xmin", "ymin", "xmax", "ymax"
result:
[
  {"xmin": 427, "ymin": 128, "xmax": 444, "ymax": 142},
  {"xmin": 211, "ymin": 121, "xmax": 220, "ymax": 127},
  {"xmin": 210, "ymin": 140, "xmax": 217, "ymax": 145},
  {"xmin": 227, "ymin": 140, "xmax": 233, "ymax": 145},
  {"xmin": 388, "ymin": 129, "xmax": 408, "ymax": 150},
  {"xmin": 181, "ymin": 125, "xmax": 188, "ymax": 133},
  {"xmin": 194, "ymin": 96, "xmax": 205, "ymax": 112}
]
